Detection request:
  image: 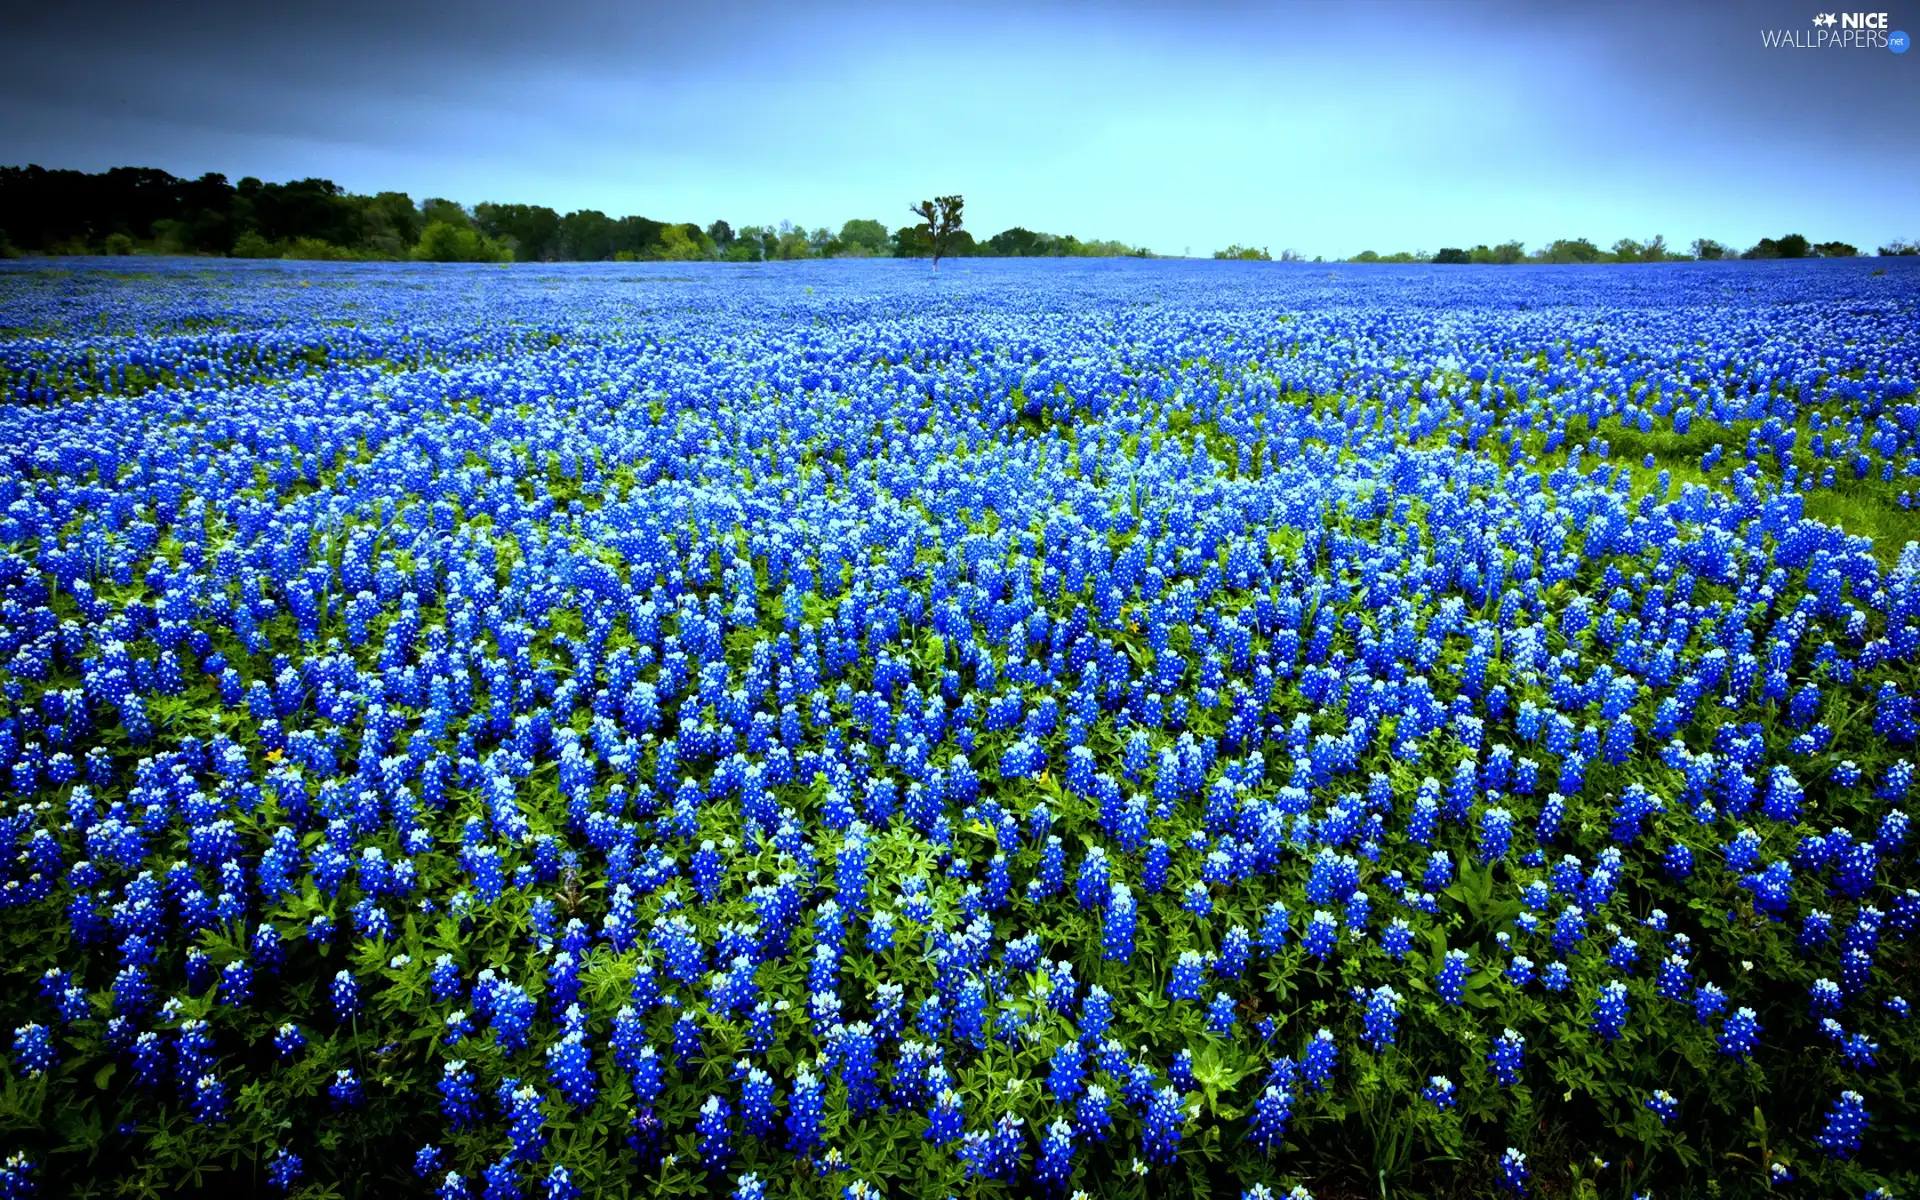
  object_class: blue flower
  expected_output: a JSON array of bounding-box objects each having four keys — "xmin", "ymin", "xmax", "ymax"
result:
[
  {"xmin": 1435, "ymin": 949, "xmax": 1471, "ymax": 1006},
  {"xmin": 1361, "ymin": 986, "xmax": 1401, "ymax": 1052},
  {"xmin": 1496, "ymin": 1147, "xmax": 1529, "ymax": 1196},
  {"xmin": 1814, "ymin": 1090, "xmax": 1868, "ymax": 1159},
  {"xmin": 11, "ymin": 1024, "xmax": 56, "ymax": 1077},
  {"xmin": 1717, "ymin": 1007, "xmax": 1761, "ymax": 1060},
  {"xmin": 1591, "ymin": 980, "xmax": 1630, "ymax": 1042},
  {"xmin": 1142, "ymin": 1086, "xmax": 1185, "ymax": 1165},
  {"xmin": 1247, "ymin": 1083, "xmax": 1292, "ymax": 1152},
  {"xmin": 1487, "ymin": 1028, "xmax": 1525, "ymax": 1086},
  {"xmin": 1644, "ymin": 1090, "xmax": 1678, "ymax": 1124}
]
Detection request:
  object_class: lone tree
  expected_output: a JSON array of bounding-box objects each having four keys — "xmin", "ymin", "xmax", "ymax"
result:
[{"xmin": 909, "ymin": 195, "xmax": 964, "ymax": 269}]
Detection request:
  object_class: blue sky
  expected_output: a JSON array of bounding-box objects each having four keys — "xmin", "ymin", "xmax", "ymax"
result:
[{"xmin": 2, "ymin": 0, "xmax": 1914, "ymax": 256}]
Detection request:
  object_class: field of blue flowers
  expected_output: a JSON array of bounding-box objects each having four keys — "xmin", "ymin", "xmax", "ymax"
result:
[{"xmin": 1, "ymin": 256, "xmax": 1917, "ymax": 1200}]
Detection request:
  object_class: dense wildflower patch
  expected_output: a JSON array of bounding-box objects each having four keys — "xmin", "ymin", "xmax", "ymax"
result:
[{"xmin": 0, "ymin": 257, "xmax": 1918, "ymax": 1198}]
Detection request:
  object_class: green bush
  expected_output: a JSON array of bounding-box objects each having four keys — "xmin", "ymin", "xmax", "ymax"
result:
[
  {"xmin": 283, "ymin": 237, "xmax": 358, "ymax": 261},
  {"xmin": 231, "ymin": 232, "xmax": 280, "ymax": 259},
  {"xmin": 412, "ymin": 221, "xmax": 511, "ymax": 263},
  {"xmin": 103, "ymin": 233, "xmax": 135, "ymax": 256}
]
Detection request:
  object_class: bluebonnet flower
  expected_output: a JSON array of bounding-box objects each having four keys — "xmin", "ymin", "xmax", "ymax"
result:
[
  {"xmin": 1035, "ymin": 1117, "xmax": 1075, "ymax": 1190},
  {"xmin": 1591, "ymin": 980, "xmax": 1630, "ymax": 1042},
  {"xmin": 1693, "ymin": 982, "xmax": 1729, "ymax": 1023},
  {"xmin": 1487, "ymin": 1028, "xmax": 1525, "ymax": 1086},
  {"xmin": 1248, "ymin": 1083, "xmax": 1292, "ymax": 1152},
  {"xmin": 330, "ymin": 970, "xmax": 359, "ymax": 1022},
  {"xmin": 543, "ymin": 1166, "xmax": 579, "ymax": 1200},
  {"xmin": 1207, "ymin": 991, "xmax": 1237, "ymax": 1035},
  {"xmin": 547, "ymin": 1032, "xmax": 595, "ymax": 1109},
  {"xmin": 961, "ymin": 1113, "xmax": 1024, "ymax": 1181},
  {"xmin": 1644, "ymin": 1090, "xmax": 1678, "ymax": 1123},
  {"xmin": 1435, "ymin": 949, "xmax": 1471, "ymax": 1006},
  {"xmin": 1382, "ymin": 917, "xmax": 1413, "ymax": 960},
  {"xmin": 441, "ymin": 1060, "xmax": 481, "ymax": 1128},
  {"xmin": 1142, "ymin": 1086, "xmax": 1185, "ymax": 1165},
  {"xmin": 1815, "ymin": 1090, "xmax": 1868, "ymax": 1158},
  {"xmin": 1300, "ymin": 1029, "xmax": 1338, "ymax": 1093},
  {"xmin": 12, "ymin": 1024, "xmax": 56, "ymax": 1077},
  {"xmin": 788, "ymin": 1067, "xmax": 824, "ymax": 1152},
  {"xmin": 1497, "ymin": 1147, "xmax": 1528, "ymax": 1196},
  {"xmin": 1168, "ymin": 950, "xmax": 1205, "ymax": 1001},
  {"xmin": 503, "ymin": 1081, "xmax": 546, "ymax": 1164},
  {"xmin": 1422, "ymin": 1076, "xmax": 1456, "ymax": 1110},
  {"xmin": 1104, "ymin": 883, "xmax": 1137, "ymax": 961},
  {"xmin": 1362, "ymin": 986, "xmax": 1401, "ymax": 1052},
  {"xmin": 696, "ymin": 1094, "xmax": 732, "ymax": 1174},
  {"xmin": 1717, "ymin": 1007, "xmax": 1761, "ymax": 1059},
  {"xmin": 266, "ymin": 1147, "xmax": 302, "ymax": 1192},
  {"xmin": 1076, "ymin": 1083, "xmax": 1112, "ymax": 1141},
  {"xmin": 191, "ymin": 1074, "xmax": 229, "ymax": 1124},
  {"xmin": 1302, "ymin": 911, "xmax": 1338, "ymax": 961}
]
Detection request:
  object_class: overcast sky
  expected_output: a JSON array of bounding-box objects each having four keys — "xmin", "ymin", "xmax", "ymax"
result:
[{"xmin": 2, "ymin": 0, "xmax": 1914, "ymax": 256}]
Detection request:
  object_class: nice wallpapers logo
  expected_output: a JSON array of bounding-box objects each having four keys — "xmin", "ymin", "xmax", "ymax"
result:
[{"xmin": 1763, "ymin": 11, "xmax": 1910, "ymax": 49}]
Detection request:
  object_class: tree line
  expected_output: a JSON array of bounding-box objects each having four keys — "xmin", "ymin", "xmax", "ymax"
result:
[
  {"xmin": 1343, "ymin": 234, "xmax": 1916, "ymax": 264},
  {"xmin": 0, "ymin": 166, "xmax": 1151, "ymax": 262}
]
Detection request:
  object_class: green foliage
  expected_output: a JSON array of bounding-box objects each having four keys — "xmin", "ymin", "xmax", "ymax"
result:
[
  {"xmin": 1744, "ymin": 233, "xmax": 1811, "ymax": 260},
  {"xmin": 837, "ymin": 218, "xmax": 891, "ymax": 257},
  {"xmin": 1214, "ymin": 245, "xmax": 1272, "ymax": 261},
  {"xmin": 102, "ymin": 232, "xmax": 134, "ymax": 256},
  {"xmin": 411, "ymin": 221, "xmax": 512, "ymax": 263},
  {"xmin": 908, "ymin": 194, "xmax": 965, "ymax": 267}
]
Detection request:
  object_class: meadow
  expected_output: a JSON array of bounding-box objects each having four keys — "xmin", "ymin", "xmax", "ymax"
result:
[{"xmin": 0, "ymin": 256, "xmax": 1916, "ymax": 1200}]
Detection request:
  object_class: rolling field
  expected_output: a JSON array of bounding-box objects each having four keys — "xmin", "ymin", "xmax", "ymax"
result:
[{"xmin": 1, "ymin": 256, "xmax": 1918, "ymax": 1199}]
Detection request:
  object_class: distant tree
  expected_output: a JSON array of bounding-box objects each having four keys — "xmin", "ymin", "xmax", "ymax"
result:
[
  {"xmin": 1691, "ymin": 238, "xmax": 1727, "ymax": 260},
  {"xmin": 1215, "ymin": 245, "xmax": 1271, "ymax": 260},
  {"xmin": 1348, "ymin": 249, "xmax": 1380, "ymax": 263},
  {"xmin": 725, "ymin": 225, "xmax": 767, "ymax": 261},
  {"xmin": 706, "ymin": 220, "xmax": 734, "ymax": 249},
  {"xmin": 612, "ymin": 215, "xmax": 667, "ymax": 258},
  {"xmin": 892, "ymin": 224, "xmax": 931, "ymax": 257},
  {"xmin": 1879, "ymin": 240, "xmax": 1919, "ymax": 256},
  {"xmin": 1434, "ymin": 247, "xmax": 1470, "ymax": 264},
  {"xmin": 1745, "ymin": 233, "xmax": 1809, "ymax": 260},
  {"xmin": 231, "ymin": 231, "xmax": 277, "ymax": 258},
  {"xmin": 103, "ymin": 232, "xmax": 134, "ymax": 256},
  {"xmin": 412, "ymin": 221, "xmax": 510, "ymax": 262},
  {"xmin": 1539, "ymin": 238, "xmax": 1602, "ymax": 264},
  {"xmin": 419, "ymin": 198, "xmax": 471, "ymax": 229},
  {"xmin": 474, "ymin": 203, "xmax": 559, "ymax": 261},
  {"xmin": 908, "ymin": 195, "xmax": 965, "ymax": 268},
  {"xmin": 655, "ymin": 223, "xmax": 710, "ymax": 261},
  {"xmin": 987, "ymin": 226, "xmax": 1041, "ymax": 256},
  {"xmin": 1611, "ymin": 238, "xmax": 1644, "ymax": 261},
  {"xmin": 1813, "ymin": 241, "xmax": 1858, "ymax": 258},
  {"xmin": 560, "ymin": 210, "xmax": 616, "ymax": 261},
  {"xmin": 837, "ymin": 218, "xmax": 890, "ymax": 256},
  {"xmin": 362, "ymin": 192, "xmax": 423, "ymax": 256},
  {"xmin": 1643, "ymin": 234, "xmax": 1668, "ymax": 261}
]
